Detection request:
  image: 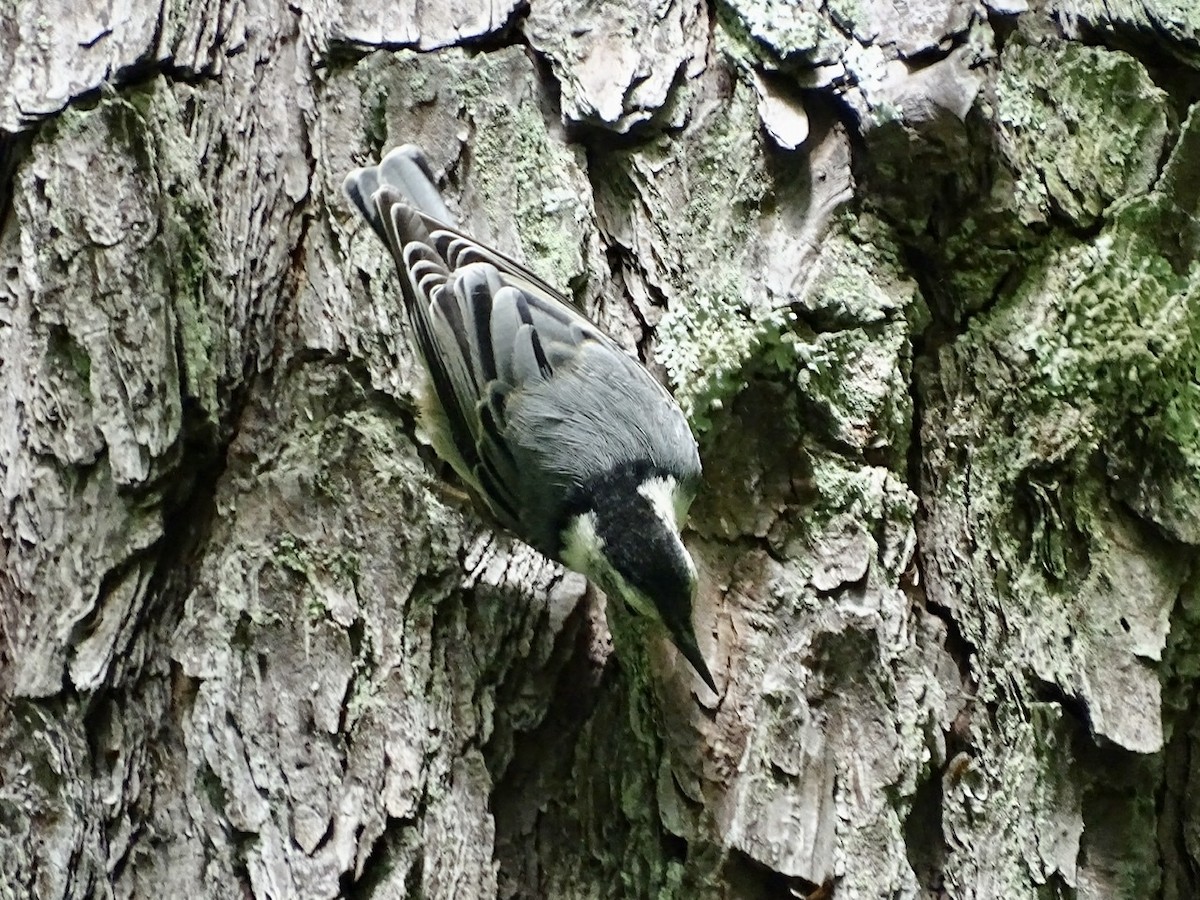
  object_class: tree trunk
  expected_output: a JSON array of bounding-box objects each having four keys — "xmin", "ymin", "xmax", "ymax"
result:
[{"xmin": 2, "ymin": 1, "xmax": 1198, "ymax": 898}]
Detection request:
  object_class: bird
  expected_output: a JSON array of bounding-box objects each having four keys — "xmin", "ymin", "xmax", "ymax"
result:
[{"xmin": 343, "ymin": 144, "xmax": 716, "ymax": 693}]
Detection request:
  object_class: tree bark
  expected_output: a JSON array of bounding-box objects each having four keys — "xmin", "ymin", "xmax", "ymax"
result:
[{"xmin": 1, "ymin": 0, "xmax": 1198, "ymax": 898}]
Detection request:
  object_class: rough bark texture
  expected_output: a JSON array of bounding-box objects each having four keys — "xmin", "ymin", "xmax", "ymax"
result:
[{"xmin": 1, "ymin": 0, "xmax": 1198, "ymax": 898}]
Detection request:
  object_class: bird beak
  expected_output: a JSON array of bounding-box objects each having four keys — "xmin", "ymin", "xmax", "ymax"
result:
[{"xmin": 674, "ymin": 627, "xmax": 718, "ymax": 695}]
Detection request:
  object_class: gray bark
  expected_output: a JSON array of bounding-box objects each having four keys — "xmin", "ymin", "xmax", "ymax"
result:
[{"xmin": 1, "ymin": 0, "xmax": 1198, "ymax": 898}]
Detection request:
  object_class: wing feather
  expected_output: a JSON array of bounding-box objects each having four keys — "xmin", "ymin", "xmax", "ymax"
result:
[
  {"xmin": 467, "ymin": 274, "xmax": 498, "ymax": 382},
  {"xmin": 488, "ymin": 287, "xmax": 526, "ymax": 386}
]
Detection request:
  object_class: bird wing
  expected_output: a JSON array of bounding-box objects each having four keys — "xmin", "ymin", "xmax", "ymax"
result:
[{"xmin": 344, "ymin": 148, "xmax": 700, "ymax": 556}]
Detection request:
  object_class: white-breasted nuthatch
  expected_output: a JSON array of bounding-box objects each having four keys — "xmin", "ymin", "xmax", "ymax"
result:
[{"xmin": 343, "ymin": 145, "xmax": 715, "ymax": 693}]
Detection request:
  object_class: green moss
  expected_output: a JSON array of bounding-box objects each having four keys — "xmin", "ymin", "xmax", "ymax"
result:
[
  {"xmin": 910, "ymin": 41, "xmax": 1172, "ymax": 328},
  {"xmin": 825, "ymin": 0, "xmax": 865, "ymax": 37},
  {"xmin": 658, "ymin": 201, "xmax": 917, "ymax": 465},
  {"xmin": 166, "ymin": 193, "xmax": 218, "ymax": 416},
  {"xmin": 100, "ymin": 84, "xmax": 220, "ymax": 425},
  {"xmin": 272, "ymin": 533, "xmax": 360, "ymax": 596},
  {"xmin": 995, "ymin": 41, "xmax": 1168, "ymax": 227},
  {"xmin": 658, "ymin": 273, "xmax": 783, "ymax": 431},
  {"xmin": 273, "ymin": 532, "xmax": 313, "ymax": 576},
  {"xmin": 928, "ymin": 149, "xmax": 1200, "ymax": 684},
  {"xmin": 364, "ymin": 79, "xmax": 390, "ymax": 157},
  {"xmin": 35, "ymin": 84, "xmax": 221, "ymax": 431},
  {"xmin": 935, "ymin": 118, "xmax": 1200, "ymax": 513},
  {"xmin": 938, "ymin": 209, "xmax": 1041, "ymax": 313},
  {"xmin": 810, "ymin": 456, "xmax": 871, "ymax": 516},
  {"xmin": 808, "ymin": 456, "xmax": 913, "ymax": 534},
  {"xmin": 457, "ymin": 62, "xmax": 590, "ymax": 297},
  {"xmin": 196, "ymin": 764, "xmax": 230, "ymax": 819},
  {"xmin": 355, "ymin": 53, "xmax": 441, "ymax": 158},
  {"xmin": 988, "ymin": 222, "xmax": 1200, "ymax": 483},
  {"xmin": 619, "ymin": 78, "xmax": 771, "ymax": 428}
]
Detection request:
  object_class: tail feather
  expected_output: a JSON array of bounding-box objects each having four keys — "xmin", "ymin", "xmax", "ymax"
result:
[
  {"xmin": 378, "ymin": 144, "xmax": 456, "ymax": 225},
  {"xmin": 342, "ymin": 144, "xmax": 456, "ymax": 243}
]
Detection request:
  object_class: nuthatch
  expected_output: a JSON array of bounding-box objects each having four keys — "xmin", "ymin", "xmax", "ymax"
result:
[{"xmin": 344, "ymin": 145, "xmax": 715, "ymax": 692}]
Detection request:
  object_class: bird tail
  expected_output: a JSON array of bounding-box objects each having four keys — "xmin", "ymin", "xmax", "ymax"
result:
[{"xmin": 342, "ymin": 144, "xmax": 457, "ymax": 243}]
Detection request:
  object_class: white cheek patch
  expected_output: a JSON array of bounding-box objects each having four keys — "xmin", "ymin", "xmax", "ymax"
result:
[
  {"xmin": 637, "ymin": 475, "xmax": 698, "ymax": 583},
  {"xmin": 560, "ymin": 511, "xmax": 604, "ymax": 576},
  {"xmin": 638, "ymin": 475, "xmax": 684, "ymax": 528}
]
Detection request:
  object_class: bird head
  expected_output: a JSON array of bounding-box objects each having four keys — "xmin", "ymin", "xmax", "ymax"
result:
[{"xmin": 560, "ymin": 468, "xmax": 717, "ymax": 693}]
